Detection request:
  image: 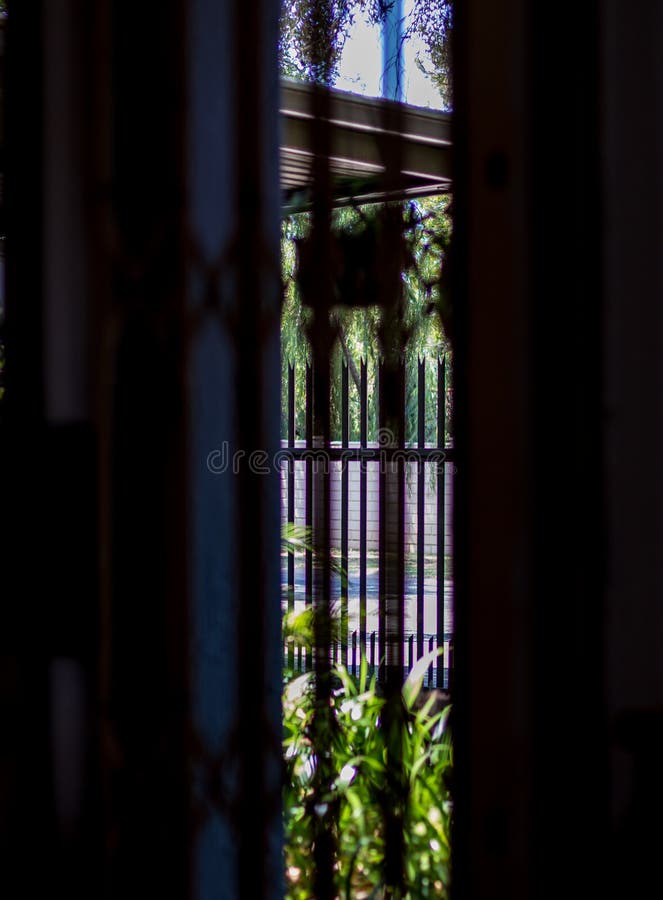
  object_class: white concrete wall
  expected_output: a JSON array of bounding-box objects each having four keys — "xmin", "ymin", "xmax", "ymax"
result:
[{"xmin": 280, "ymin": 441, "xmax": 454, "ymax": 556}]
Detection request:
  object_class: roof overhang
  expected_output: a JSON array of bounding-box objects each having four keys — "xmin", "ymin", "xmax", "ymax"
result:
[{"xmin": 280, "ymin": 79, "xmax": 452, "ymax": 214}]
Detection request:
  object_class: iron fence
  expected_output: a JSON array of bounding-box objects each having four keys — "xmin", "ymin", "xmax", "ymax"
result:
[{"xmin": 281, "ymin": 355, "xmax": 454, "ymax": 690}]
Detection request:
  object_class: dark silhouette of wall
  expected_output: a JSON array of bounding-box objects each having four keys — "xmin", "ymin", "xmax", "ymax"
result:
[{"xmin": 2, "ymin": 1, "xmax": 663, "ymax": 898}]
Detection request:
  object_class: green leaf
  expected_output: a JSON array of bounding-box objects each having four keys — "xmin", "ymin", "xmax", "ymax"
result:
[
  {"xmin": 402, "ymin": 647, "xmax": 444, "ymax": 710},
  {"xmin": 284, "ymin": 671, "xmax": 313, "ymax": 706}
]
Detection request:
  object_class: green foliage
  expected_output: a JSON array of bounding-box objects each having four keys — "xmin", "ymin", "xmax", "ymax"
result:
[
  {"xmin": 282, "ymin": 649, "xmax": 453, "ymax": 898},
  {"xmin": 282, "ymin": 522, "xmax": 346, "ymax": 580},
  {"xmin": 280, "ymin": 1, "xmax": 392, "ymax": 85},
  {"xmin": 281, "ymin": 214, "xmax": 313, "ymax": 439},
  {"xmin": 279, "ymin": 0, "xmax": 453, "ymax": 107},
  {"xmin": 281, "ymin": 198, "xmax": 452, "ymax": 445},
  {"xmin": 406, "ymin": 1, "xmax": 453, "ymax": 109}
]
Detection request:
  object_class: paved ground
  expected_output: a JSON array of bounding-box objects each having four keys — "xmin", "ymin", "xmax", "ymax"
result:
[{"xmin": 281, "ymin": 556, "xmax": 454, "ymax": 639}]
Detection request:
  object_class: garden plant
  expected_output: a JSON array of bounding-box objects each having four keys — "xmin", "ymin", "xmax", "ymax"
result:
[{"xmin": 282, "ymin": 610, "xmax": 453, "ymax": 898}]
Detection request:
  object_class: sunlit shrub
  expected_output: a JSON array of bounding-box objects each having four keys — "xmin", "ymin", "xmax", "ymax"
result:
[{"xmin": 282, "ymin": 650, "xmax": 452, "ymax": 899}]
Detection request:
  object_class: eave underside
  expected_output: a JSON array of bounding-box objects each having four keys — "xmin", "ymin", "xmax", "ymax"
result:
[{"xmin": 280, "ymin": 80, "xmax": 452, "ymax": 213}]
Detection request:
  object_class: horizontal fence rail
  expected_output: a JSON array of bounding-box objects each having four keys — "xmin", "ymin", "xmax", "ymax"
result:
[{"xmin": 281, "ymin": 355, "xmax": 454, "ymax": 690}]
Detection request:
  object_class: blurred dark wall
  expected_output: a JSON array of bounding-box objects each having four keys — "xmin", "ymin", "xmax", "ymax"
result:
[
  {"xmin": 602, "ymin": 2, "xmax": 663, "ymax": 896},
  {"xmin": 453, "ymin": 1, "xmax": 663, "ymax": 899},
  {"xmin": 1, "ymin": 1, "xmax": 282, "ymax": 898}
]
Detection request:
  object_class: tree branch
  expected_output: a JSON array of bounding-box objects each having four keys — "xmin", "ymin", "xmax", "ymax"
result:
[{"xmin": 331, "ymin": 311, "xmax": 362, "ymax": 393}]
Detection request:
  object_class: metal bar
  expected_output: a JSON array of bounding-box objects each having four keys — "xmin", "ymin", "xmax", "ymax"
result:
[
  {"xmin": 305, "ymin": 361, "xmax": 313, "ymax": 618},
  {"xmin": 378, "ymin": 101, "xmax": 407, "ymax": 894},
  {"xmin": 360, "ymin": 358, "xmax": 368, "ymax": 654},
  {"xmin": 287, "ymin": 364, "xmax": 295, "ymax": 671},
  {"xmin": 437, "ymin": 356, "xmax": 446, "ymax": 689},
  {"xmin": 304, "ymin": 361, "xmax": 313, "ymax": 676},
  {"xmin": 352, "ymin": 630, "xmax": 357, "ymax": 677},
  {"xmin": 377, "ymin": 354, "xmax": 407, "ymax": 688},
  {"xmin": 308, "ymin": 75, "xmax": 336, "ymax": 900},
  {"xmin": 290, "ymin": 364, "xmax": 301, "ymax": 678},
  {"xmin": 447, "ymin": 639, "xmax": 454, "ymax": 694},
  {"xmin": 396, "ymin": 359, "xmax": 406, "ymax": 688},
  {"xmin": 417, "ymin": 357, "xmax": 425, "ymax": 659},
  {"xmin": 378, "ymin": 359, "xmax": 386, "ymax": 681},
  {"xmin": 428, "ymin": 635, "xmax": 435, "ymax": 687},
  {"xmin": 341, "ymin": 360, "xmax": 349, "ymax": 667},
  {"xmin": 282, "ymin": 445, "xmax": 454, "ymax": 462}
]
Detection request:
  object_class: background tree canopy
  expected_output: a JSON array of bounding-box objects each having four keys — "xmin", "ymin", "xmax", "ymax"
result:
[
  {"xmin": 281, "ymin": 198, "xmax": 452, "ymax": 444},
  {"xmin": 279, "ymin": 0, "xmax": 453, "ymax": 108},
  {"xmin": 278, "ymin": 1, "xmax": 453, "ymax": 445}
]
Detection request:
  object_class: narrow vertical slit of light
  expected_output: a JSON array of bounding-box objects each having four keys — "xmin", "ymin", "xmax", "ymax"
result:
[
  {"xmin": 417, "ymin": 356, "xmax": 426, "ymax": 660},
  {"xmin": 341, "ymin": 360, "xmax": 349, "ymax": 667},
  {"xmin": 437, "ymin": 356, "xmax": 447, "ymax": 689}
]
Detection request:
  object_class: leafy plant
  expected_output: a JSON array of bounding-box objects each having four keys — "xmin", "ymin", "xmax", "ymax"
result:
[
  {"xmin": 282, "ymin": 522, "xmax": 347, "ymax": 668},
  {"xmin": 282, "ymin": 647, "xmax": 453, "ymax": 898}
]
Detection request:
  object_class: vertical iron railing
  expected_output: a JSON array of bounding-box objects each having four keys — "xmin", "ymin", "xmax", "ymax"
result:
[
  {"xmin": 360, "ymin": 358, "xmax": 368, "ymax": 661},
  {"xmin": 341, "ymin": 360, "xmax": 349, "ymax": 665},
  {"xmin": 282, "ymin": 354, "xmax": 454, "ymax": 690},
  {"xmin": 305, "ymin": 359, "xmax": 313, "ymax": 622},
  {"xmin": 437, "ymin": 355, "xmax": 448, "ymax": 690},
  {"xmin": 417, "ymin": 356, "xmax": 426, "ymax": 661},
  {"xmin": 287, "ymin": 364, "xmax": 296, "ymax": 671}
]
